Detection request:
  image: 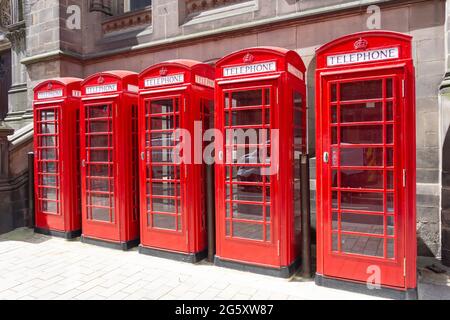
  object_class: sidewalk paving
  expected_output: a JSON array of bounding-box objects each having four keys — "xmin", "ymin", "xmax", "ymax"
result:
[{"xmin": 0, "ymin": 228, "xmax": 449, "ymax": 300}]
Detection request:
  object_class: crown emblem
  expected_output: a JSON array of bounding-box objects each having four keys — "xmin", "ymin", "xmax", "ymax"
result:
[
  {"xmin": 47, "ymin": 83, "xmax": 53, "ymax": 89},
  {"xmin": 159, "ymin": 67, "xmax": 168, "ymax": 76},
  {"xmin": 354, "ymin": 38, "xmax": 368, "ymax": 50},
  {"xmin": 243, "ymin": 53, "xmax": 254, "ymax": 64},
  {"xmin": 97, "ymin": 76, "xmax": 105, "ymax": 84}
]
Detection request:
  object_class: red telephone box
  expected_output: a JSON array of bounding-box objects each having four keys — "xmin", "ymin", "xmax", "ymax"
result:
[
  {"xmin": 214, "ymin": 47, "xmax": 307, "ymax": 277},
  {"xmin": 80, "ymin": 71, "xmax": 140, "ymax": 250},
  {"xmin": 315, "ymin": 31, "xmax": 417, "ymax": 298},
  {"xmin": 137, "ymin": 60, "xmax": 215, "ymax": 262},
  {"xmin": 33, "ymin": 78, "xmax": 82, "ymax": 239}
]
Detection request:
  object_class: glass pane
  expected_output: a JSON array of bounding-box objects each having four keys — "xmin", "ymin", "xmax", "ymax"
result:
[
  {"xmin": 89, "ymin": 178, "xmax": 112, "ymax": 192},
  {"xmin": 386, "ymin": 79, "xmax": 393, "ymax": 98},
  {"xmin": 40, "ymin": 110, "xmax": 55, "ymax": 121},
  {"xmin": 152, "ymin": 198, "xmax": 177, "ymax": 213},
  {"xmin": 232, "ymin": 222, "xmax": 263, "ymax": 240},
  {"xmin": 151, "ymin": 166, "xmax": 178, "ymax": 180},
  {"xmin": 331, "ymin": 84, "xmax": 337, "ymax": 102},
  {"xmin": 89, "ymin": 164, "xmax": 110, "ymax": 177},
  {"xmin": 40, "ymin": 162, "xmax": 57, "ymax": 174},
  {"xmin": 387, "ymin": 238, "xmax": 395, "ymax": 258},
  {"xmin": 332, "ymin": 191, "xmax": 338, "ymax": 209},
  {"xmin": 387, "ymin": 193, "xmax": 394, "ymax": 213},
  {"xmin": 41, "ymin": 200, "xmax": 58, "ymax": 213},
  {"xmin": 235, "ymin": 166, "xmax": 263, "ymax": 183},
  {"xmin": 387, "ymin": 148, "xmax": 394, "ymax": 167},
  {"xmin": 91, "ymin": 207, "xmax": 110, "ymax": 221},
  {"xmin": 340, "ymin": 170, "xmax": 384, "ymax": 189},
  {"xmin": 340, "ymin": 80, "xmax": 382, "ymax": 101},
  {"xmin": 229, "ymin": 184, "xmax": 263, "ymax": 202},
  {"xmin": 231, "ymin": 110, "xmax": 262, "ymax": 126},
  {"xmin": 387, "ymin": 171, "xmax": 394, "ymax": 189},
  {"xmin": 89, "ymin": 135, "xmax": 110, "ymax": 148},
  {"xmin": 266, "ymin": 224, "xmax": 271, "ymax": 241},
  {"xmin": 386, "ymin": 101, "xmax": 394, "ymax": 121},
  {"xmin": 340, "ymin": 148, "xmax": 384, "ymax": 167},
  {"xmin": 332, "ymin": 212, "xmax": 338, "ymax": 230},
  {"xmin": 341, "ymin": 212, "xmax": 384, "ymax": 235},
  {"xmin": 40, "ymin": 123, "xmax": 56, "ymax": 134},
  {"xmin": 90, "ymin": 150, "xmax": 110, "ymax": 162},
  {"xmin": 151, "ymin": 115, "xmax": 178, "ymax": 130},
  {"xmin": 340, "ymin": 102, "xmax": 382, "ymax": 123},
  {"xmin": 40, "ymin": 136, "xmax": 57, "ymax": 147},
  {"xmin": 41, "ymin": 188, "xmax": 57, "ymax": 200},
  {"xmin": 386, "ymin": 125, "xmax": 394, "ymax": 144},
  {"xmin": 153, "ymin": 214, "xmax": 176, "ymax": 230},
  {"xmin": 88, "ymin": 105, "xmax": 110, "ymax": 118},
  {"xmin": 341, "ymin": 234, "xmax": 384, "ymax": 257},
  {"xmin": 229, "ymin": 202, "xmax": 263, "ymax": 221},
  {"xmin": 41, "ymin": 149, "xmax": 57, "ymax": 160},
  {"xmin": 41, "ymin": 175, "xmax": 58, "ymax": 186},
  {"xmin": 151, "ymin": 149, "xmax": 174, "ymax": 163},
  {"xmin": 151, "ymin": 181, "xmax": 179, "ymax": 197},
  {"xmin": 332, "ymin": 233, "xmax": 338, "ymax": 251},
  {"xmin": 341, "ymin": 126, "xmax": 383, "ymax": 144},
  {"xmin": 341, "ymin": 192, "xmax": 384, "ymax": 212},
  {"xmin": 149, "ymin": 132, "xmax": 177, "ymax": 147},
  {"xmin": 387, "ymin": 216, "xmax": 395, "ymax": 236},
  {"xmin": 90, "ymin": 193, "xmax": 111, "ymax": 207},
  {"xmin": 89, "ymin": 121, "xmax": 109, "ymax": 133},
  {"xmin": 231, "ymin": 90, "xmax": 263, "ymax": 108},
  {"xmin": 150, "ymin": 99, "xmax": 174, "ymax": 114}
]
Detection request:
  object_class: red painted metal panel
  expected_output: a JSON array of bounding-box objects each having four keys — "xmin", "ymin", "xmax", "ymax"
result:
[
  {"xmin": 80, "ymin": 71, "xmax": 140, "ymax": 245},
  {"xmin": 138, "ymin": 60, "xmax": 215, "ymax": 256},
  {"xmin": 315, "ymin": 31, "xmax": 416, "ymax": 290},
  {"xmin": 33, "ymin": 78, "xmax": 83, "ymax": 234},
  {"xmin": 214, "ymin": 47, "xmax": 307, "ymax": 270}
]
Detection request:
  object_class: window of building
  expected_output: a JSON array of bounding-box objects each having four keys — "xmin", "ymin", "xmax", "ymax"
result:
[
  {"xmin": 124, "ymin": 0, "xmax": 152, "ymax": 13},
  {"xmin": 90, "ymin": 0, "xmax": 152, "ymax": 16}
]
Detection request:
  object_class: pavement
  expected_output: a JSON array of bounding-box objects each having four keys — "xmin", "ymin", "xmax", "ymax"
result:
[{"xmin": 0, "ymin": 228, "xmax": 449, "ymax": 300}]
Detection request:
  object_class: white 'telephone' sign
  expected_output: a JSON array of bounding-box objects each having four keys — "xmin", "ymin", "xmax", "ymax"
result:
[
  {"xmin": 145, "ymin": 74, "xmax": 185, "ymax": 87},
  {"xmin": 37, "ymin": 89, "xmax": 63, "ymax": 99},
  {"xmin": 327, "ymin": 47, "xmax": 399, "ymax": 66},
  {"xmin": 223, "ymin": 61, "xmax": 277, "ymax": 77},
  {"xmin": 86, "ymin": 83, "xmax": 118, "ymax": 94}
]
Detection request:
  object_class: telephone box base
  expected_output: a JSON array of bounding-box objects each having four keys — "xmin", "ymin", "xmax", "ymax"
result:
[
  {"xmin": 34, "ymin": 227, "xmax": 81, "ymax": 240},
  {"xmin": 315, "ymin": 274, "xmax": 418, "ymax": 300},
  {"xmin": 80, "ymin": 236, "xmax": 139, "ymax": 251},
  {"xmin": 214, "ymin": 257, "xmax": 301, "ymax": 279},
  {"xmin": 139, "ymin": 246, "xmax": 207, "ymax": 263}
]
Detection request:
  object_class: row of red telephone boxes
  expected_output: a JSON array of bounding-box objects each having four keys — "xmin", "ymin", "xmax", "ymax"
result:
[{"xmin": 33, "ymin": 31, "xmax": 417, "ymax": 295}]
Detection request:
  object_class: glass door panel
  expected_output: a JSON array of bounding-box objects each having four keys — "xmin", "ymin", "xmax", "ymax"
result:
[
  {"xmin": 84, "ymin": 104, "xmax": 114, "ymax": 223},
  {"xmin": 36, "ymin": 107, "xmax": 60, "ymax": 215},
  {"xmin": 329, "ymin": 77, "xmax": 398, "ymax": 259},
  {"xmin": 145, "ymin": 97, "xmax": 182, "ymax": 232},
  {"xmin": 224, "ymin": 87, "xmax": 272, "ymax": 242}
]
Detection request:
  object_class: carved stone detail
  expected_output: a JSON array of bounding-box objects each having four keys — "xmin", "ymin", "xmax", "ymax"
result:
[
  {"xmin": 102, "ymin": 7, "xmax": 152, "ymax": 34},
  {"xmin": 185, "ymin": 0, "xmax": 245, "ymax": 15}
]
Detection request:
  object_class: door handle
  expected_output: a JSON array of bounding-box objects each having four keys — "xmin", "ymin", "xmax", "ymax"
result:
[
  {"xmin": 323, "ymin": 152, "xmax": 329, "ymax": 164},
  {"xmin": 141, "ymin": 152, "xmax": 145, "ymax": 161},
  {"xmin": 218, "ymin": 151, "xmax": 223, "ymax": 161},
  {"xmin": 81, "ymin": 159, "xmax": 86, "ymax": 168}
]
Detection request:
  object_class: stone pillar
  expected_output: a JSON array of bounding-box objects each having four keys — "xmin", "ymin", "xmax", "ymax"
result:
[
  {"xmin": 438, "ymin": 0, "xmax": 450, "ymax": 266},
  {"xmin": 4, "ymin": 22, "xmax": 27, "ymax": 130}
]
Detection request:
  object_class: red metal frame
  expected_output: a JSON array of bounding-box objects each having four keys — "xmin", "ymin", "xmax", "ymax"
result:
[
  {"xmin": 33, "ymin": 78, "xmax": 83, "ymax": 236},
  {"xmin": 315, "ymin": 31, "xmax": 416, "ymax": 290},
  {"xmin": 80, "ymin": 71, "xmax": 139, "ymax": 246},
  {"xmin": 215, "ymin": 47, "xmax": 307, "ymax": 271},
  {"xmin": 138, "ymin": 60, "xmax": 215, "ymax": 257}
]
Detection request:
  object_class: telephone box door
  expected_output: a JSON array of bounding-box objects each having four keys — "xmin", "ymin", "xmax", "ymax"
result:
[
  {"xmin": 35, "ymin": 105, "xmax": 64, "ymax": 230},
  {"xmin": 320, "ymin": 69, "xmax": 406, "ymax": 287},
  {"xmin": 81, "ymin": 101, "xmax": 120, "ymax": 240},
  {"xmin": 217, "ymin": 81, "xmax": 280, "ymax": 267},
  {"xmin": 140, "ymin": 93, "xmax": 188, "ymax": 252}
]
